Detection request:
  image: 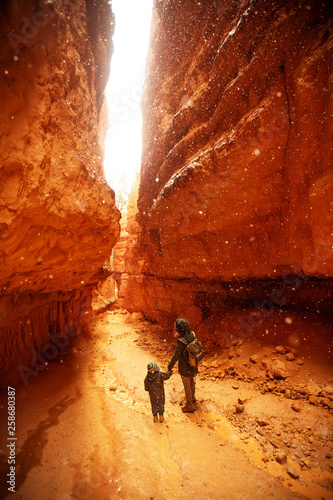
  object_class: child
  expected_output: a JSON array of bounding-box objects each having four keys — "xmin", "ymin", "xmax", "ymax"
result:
[{"xmin": 144, "ymin": 361, "xmax": 172, "ymax": 422}]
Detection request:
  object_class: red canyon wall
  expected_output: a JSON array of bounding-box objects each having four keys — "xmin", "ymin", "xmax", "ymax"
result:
[
  {"xmin": 0, "ymin": 0, "xmax": 120, "ymax": 386},
  {"xmin": 116, "ymin": 0, "xmax": 333, "ymax": 327}
]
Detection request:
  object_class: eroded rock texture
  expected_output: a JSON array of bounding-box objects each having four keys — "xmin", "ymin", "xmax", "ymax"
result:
[
  {"xmin": 113, "ymin": 174, "xmax": 143, "ymax": 308},
  {"xmin": 119, "ymin": 0, "xmax": 333, "ymax": 327},
  {"xmin": 0, "ymin": 0, "xmax": 120, "ymax": 386}
]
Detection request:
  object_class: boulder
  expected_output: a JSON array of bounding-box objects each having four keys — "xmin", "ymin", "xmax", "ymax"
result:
[
  {"xmin": 306, "ymin": 383, "xmax": 322, "ymax": 397},
  {"xmin": 275, "ymin": 346, "xmax": 286, "ymax": 354},
  {"xmin": 291, "ymin": 402, "xmax": 301, "ymax": 413},
  {"xmin": 286, "ymin": 466, "xmax": 300, "ymax": 480},
  {"xmin": 250, "ymin": 354, "xmax": 259, "ymax": 364},
  {"xmin": 275, "ymin": 452, "xmax": 287, "ymax": 465},
  {"xmin": 272, "ymin": 360, "xmax": 289, "ymax": 379}
]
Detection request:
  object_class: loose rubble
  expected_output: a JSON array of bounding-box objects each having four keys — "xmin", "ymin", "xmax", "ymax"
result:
[{"xmin": 116, "ymin": 308, "xmax": 333, "ymax": 498}]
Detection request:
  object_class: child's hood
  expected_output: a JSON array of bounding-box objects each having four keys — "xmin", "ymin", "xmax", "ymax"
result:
[{"xmin": 148, "ymin": 365, "xmax": 160, "ymax": 380}]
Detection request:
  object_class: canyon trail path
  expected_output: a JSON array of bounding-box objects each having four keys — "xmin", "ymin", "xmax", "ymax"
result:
[{"xmin": 1, "ymin": 310, "xmax": 331, "ymax": 500}]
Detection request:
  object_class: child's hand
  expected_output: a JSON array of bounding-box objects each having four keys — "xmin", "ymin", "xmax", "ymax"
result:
[{"xmin": 167, "ymin": 370, "xmax": 172, "ymax": 376}]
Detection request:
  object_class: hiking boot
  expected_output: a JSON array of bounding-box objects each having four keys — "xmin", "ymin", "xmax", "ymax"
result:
[
  {"xmin": 159, "ymin": 414, "xmax": 164, "ymax": 423},
  {"xmin": 182, "ymin": 404, "xmax": 195, "ymax": 413},
  {"xmin": 153, "ymin": 415, "xmax": 158, "ymax": 423}
]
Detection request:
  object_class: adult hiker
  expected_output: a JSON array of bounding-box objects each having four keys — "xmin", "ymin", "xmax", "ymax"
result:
[{"xmin": 167, "ymin": 318, "xmax": 198, "ymax": 413}]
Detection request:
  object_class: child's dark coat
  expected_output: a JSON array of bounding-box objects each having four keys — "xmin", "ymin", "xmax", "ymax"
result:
[{"xmin": 144, "ymin": 367, "xmax": 171, "ymax": 415}]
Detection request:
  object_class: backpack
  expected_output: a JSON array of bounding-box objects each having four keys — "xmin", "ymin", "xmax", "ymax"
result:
[{"xmin": 186, "ymin": 332, "xmax": 205, "ymax": 367}]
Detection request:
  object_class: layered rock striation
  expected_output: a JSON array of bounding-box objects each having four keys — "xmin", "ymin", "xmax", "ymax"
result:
[
  {"xmin": 118, "ymin": 0, "xmax": 333, "ymax": 327},
  {"xmin": 0, "ymin": 0, "xmax": 120, "ymax": 386}
]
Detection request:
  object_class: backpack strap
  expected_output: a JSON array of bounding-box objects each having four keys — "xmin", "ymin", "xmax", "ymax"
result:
[{"xmin": 179, "ymin": 331, "xmax": 196, "ymax": 346}]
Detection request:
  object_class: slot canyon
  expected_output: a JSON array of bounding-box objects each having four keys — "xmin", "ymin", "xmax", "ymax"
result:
[{"xmin": 0, "ymin": 0, "xmax": 332, "ymax": 499}]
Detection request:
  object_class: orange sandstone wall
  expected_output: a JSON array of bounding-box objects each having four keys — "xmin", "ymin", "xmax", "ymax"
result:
[
  {"xmin": 120, "ymin": 0, "xmax": 333, "ymax": 326},
  {"xmin": 113, "ymin": 174, "xmax": 143, "ymax": 308},
  {"xmin": 0, "ymin": 0, "xmax": 120, "ymax": 386}
]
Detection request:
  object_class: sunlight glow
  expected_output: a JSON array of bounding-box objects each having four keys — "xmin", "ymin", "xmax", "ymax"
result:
[{"xmin": 104, "ymin": 0, "xmax": 153, "ymax": 202}]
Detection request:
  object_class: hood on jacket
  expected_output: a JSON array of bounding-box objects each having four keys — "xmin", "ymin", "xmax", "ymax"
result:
[
  {"xmin": 147, "ymin": 366, "xmax": 160, "ymax": 380},
  {"xmin": 175, "ymin": 318, "xmax": 191, "ymax": 337},
  {"xmin": 147, "ymin": 363, "xmax": 160, "ymax": 374}
]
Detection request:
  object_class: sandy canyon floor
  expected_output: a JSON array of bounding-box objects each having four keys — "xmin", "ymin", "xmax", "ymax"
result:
[{"xmin": 0, "ymin": 309, "xmax": 332, "ymax": 500}]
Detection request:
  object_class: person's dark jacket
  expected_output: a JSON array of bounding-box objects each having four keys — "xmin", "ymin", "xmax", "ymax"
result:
[
  {"xmin": 168, "ymin": 330, "xmax": 198, "ymax": 377},
  {"xmin": 144, "ymin": 367, "xmax": 171, "ymax": 402}
]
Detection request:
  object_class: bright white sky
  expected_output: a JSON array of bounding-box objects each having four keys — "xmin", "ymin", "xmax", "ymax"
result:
[{"xmin": 104, "ymin": 0, "xmax": 153, "ymax": 197}]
